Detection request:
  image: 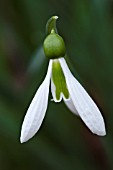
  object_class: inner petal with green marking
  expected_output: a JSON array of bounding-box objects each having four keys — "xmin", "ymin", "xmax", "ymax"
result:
[{"xmin": 52, "ymin": 60, "xmax": 69, "ymax": 101}]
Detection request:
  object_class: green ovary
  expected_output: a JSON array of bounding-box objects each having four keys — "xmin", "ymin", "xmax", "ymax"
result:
[{"xmin": 52, "ymin": 60, "xmax": 69, "ymax": 100}]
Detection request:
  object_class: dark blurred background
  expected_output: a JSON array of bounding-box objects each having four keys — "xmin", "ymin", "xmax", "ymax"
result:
[{"xmin": 0, "ymin": 0, "xmax": 113, "ymax": 169}]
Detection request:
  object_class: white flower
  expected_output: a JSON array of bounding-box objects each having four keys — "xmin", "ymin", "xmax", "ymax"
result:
[
  {"xmin": 20, "ymin": 57, "xmax": 106, "ymax": 143},
  {"xmin": 20, "ymin": 15, "xmax": 106, "ymax": 143}
]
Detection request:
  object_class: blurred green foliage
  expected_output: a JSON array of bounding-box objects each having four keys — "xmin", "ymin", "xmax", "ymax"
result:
[{"xmin": 0, "ymin": 0, "xmax": 113, "ymax": 169}]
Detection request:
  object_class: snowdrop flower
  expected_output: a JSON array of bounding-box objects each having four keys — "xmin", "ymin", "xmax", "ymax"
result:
[{"xmin": 20, "ymin": 16, "xmax": 106, "ymax": 143}]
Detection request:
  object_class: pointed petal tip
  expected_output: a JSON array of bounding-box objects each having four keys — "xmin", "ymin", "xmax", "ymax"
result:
[
  {"xmin": 20, "ymin": 134, "xmax": 27, "ymax": 143},
  {"xmin": 20, "ymin": 134, "xmax": 31, "ymax": 143},
  {"xmin": 20, "ymin": 126, "xmax": 32, "ymax": 143},
  {"xmin": 97, "ymin": 129, "xmax": 106, "ymax": 136},
  {"xmin": 90, "ymin": 115, "xmax": 106, "ymax": 137},
  {"xmin": 20, "ymin": 137, "xmax": 24, "ymax": 144},
  {"xmin": 20, "ymin": 138, "xmax": 24, "ymax": 144},
  {"xmin": 91, "ymin": 126, "xmax": 106, "ymax": 137}
]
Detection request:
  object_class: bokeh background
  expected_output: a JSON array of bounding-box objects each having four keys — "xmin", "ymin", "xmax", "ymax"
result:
[{"xmin": 0, "ymin": 0, "xmax": 113, "ymax": 169}]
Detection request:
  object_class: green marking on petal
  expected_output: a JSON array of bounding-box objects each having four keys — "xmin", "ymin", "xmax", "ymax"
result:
[{"xmin": 52, "ymin": 60, "xmax": 69, "ymax": 100}]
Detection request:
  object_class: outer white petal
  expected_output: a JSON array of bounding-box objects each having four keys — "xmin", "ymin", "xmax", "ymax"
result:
[
  {"xmin": 64, "ymin": 98, "xmax": 79, "ymax": 115},
  {"xmin": 20, "ymin": 60, "xmax": 52, "ymax": 143},
  {"xmin": 59, "ymin": 58, "xmax": 106, "ymax": 136}
]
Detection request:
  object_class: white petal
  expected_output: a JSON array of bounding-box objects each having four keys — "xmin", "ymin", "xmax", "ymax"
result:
[
  {"xmin": 59, "ymin": 58, "xmax": 106, "ymax": 136},
  {"xmin": 64, "ymin": 98, "xmax": 79, "ymax": 115},
  {"xmin": 20, "ymin": 60, "xmax": 52, "ymax": 143}
]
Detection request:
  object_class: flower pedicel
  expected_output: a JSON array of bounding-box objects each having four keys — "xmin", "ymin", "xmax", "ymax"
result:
[{"xmin": 20, "ymin": 16, "xmax": 106, "ymax": 143}]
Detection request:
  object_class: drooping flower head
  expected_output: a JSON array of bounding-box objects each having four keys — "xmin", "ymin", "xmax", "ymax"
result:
[{"xmin": 20, "ymin": 16, "xmax": 106, "ymax": 143}]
